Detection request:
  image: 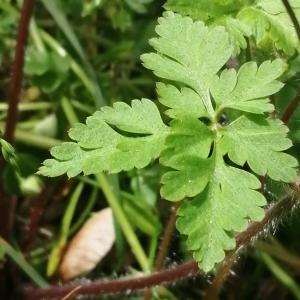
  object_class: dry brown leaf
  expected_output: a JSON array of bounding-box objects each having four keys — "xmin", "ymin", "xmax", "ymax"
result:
[{"xmin": 59, "ymin": 207, "xmax": 115, "ymax": 280}]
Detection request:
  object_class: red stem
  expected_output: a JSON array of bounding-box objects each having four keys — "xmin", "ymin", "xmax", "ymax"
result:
[
  {"xmin": 281, "ymin": 92, "xmax": 300, "ymax": 124},
  {"xmin": 22, "ymin": 189, "xmax": 49, "ymax": 253},
  {"xmin": 5, "ymin": 0, "xmax": 35, "ymax": 143},
  {"xmin": 25, "ymin": 261, "xmax": 199, "ymax": 300}
]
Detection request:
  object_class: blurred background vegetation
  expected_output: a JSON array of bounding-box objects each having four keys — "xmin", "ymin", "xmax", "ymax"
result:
[{"xmin": 1, "ymin": 0, "xmax": 300, "ymax": 299}]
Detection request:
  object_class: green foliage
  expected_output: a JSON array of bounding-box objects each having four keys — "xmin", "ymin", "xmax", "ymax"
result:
[
  {"xmin": 220, "ymin": 115, "xmax": 297, "ymax": 181},
  {"xmin": 0, "ymin": 238, "xmax": 49, "ymax": 288},
  {"xmin": 0, "ymin": 5, "xmax": 18, "ymax": 64},
  {"xmin": 211, "ymin": 59, "xmax": 286, "ymax": 114},
  {"xmin": 0, "ymin": 138, "xmax": 18, "ymax": 167},
  {"xmin": 239, "ymin": 0, "xmax": 300, "ymax": 55},
  {"xmin": 0, "ymin": 139, "xmax": 43, "ymax": 196},
  {"xmin": 165, "ymin": 0, "xmax": 244, "ymax": 21},
  {"xmin": 165, "ymin": 0, "xmax": 249, "ymax": 54},
  {"xmin": 40, "ymin": 12, "xmax": 298, "ymax": 271},
  {"xmin": 165, "ymin": 0, "xmax": 300, "ymax": 55},
  {"xmin": 124, "ymin": 0, "xmax": 155, "ymax": 14},
  {"xmin": 176, "ymin": 151, "xmax": 266, "ymax": 271},
  {"xmin": 142, "ymin": 13, "xmax": 233, "ymax": 117},
  {"xmin": 122, "ymin": 191, "xmax": 161, "ymax": 237},
  {"xmin": 25, "ymin": 50, "xmax": 70, "ymax": 93},
  {"xmin": 39, "ymin": 99, "xmax": 169, "ymax": 177}
]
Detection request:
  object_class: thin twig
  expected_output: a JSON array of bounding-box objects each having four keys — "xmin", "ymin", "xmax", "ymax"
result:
[
  {"xmin": 24, "ymin": 261, "xmax": 199, "ymax": 300},
  {"xmin": 281, "ymin": 0, "xmax": 300, "ymax": 41},
  {"xmin": 144, "ymin": 203, "xmax": 179, "ymax": 300},
  {"xmin": 5, "ymin": 0, "xmax": 35, "ymax": 143},
  {"xmin": 281, "ymin": 91, "xmax": 300, "ymax": 124},
  {"xmin": 24, "ymin": 185, "xmax": 300, "ymax": 300},
  {"xmin": 22, "ymin": 189, "xmax": 49, "ymax": 253},
  {"xmin": 154, "ymin": 203, "xmax": 180, "ymax": 271}
]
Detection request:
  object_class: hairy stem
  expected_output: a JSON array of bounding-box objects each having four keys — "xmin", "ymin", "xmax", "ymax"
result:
[
  {"xmin": 24, "ymin": 186, "xmax": 300, "ymax": 300},
  {"xmin": 25, "ymin": 260, "xmax": 199, "ymax": 300},
  {"xmin": 5, "ymin": 0, "xmax": 35, "ymax": 143}
]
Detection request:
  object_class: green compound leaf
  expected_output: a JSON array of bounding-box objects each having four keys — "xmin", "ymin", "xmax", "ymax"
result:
[
  {"xmin": 165, "ymin": 0, "xmax": 242, "ymax": 21},
  {"xmin": 40, "ymin": 12, "xmax": 298, "ymax": 272},
  {"xmin": 176, "ymin": 150, "xmax": 266, "ymax": 272},
  {"xmin": 160, "ymin": 118, "xmax": 213, "ymax": 165},
  {"xmin": 220, "ymin": 115, "xmax": 298, "ymax": 182},
  {"xmin": 141, "ymin": 11, "xmax": 233, "ymax": 117},
  {"xmin": 212, "ymin": 16, "xmax": 251, "ymax": 55},
  {"xmin": 211, "ymin": 59, "xmax": 286, "ymax": 114},
  {"xmin": 160, "ymin": 117, "xmax": 214, "ymax": 201},
  {"xmin": 39, "ymin": 99, "xmax": 169, "ymax": 177},
  {"xmin": 157, "ymin": 83, "xmax": 208, "ymax": 119},
  {"xmin": 166, "ymin": 0, "xmax": 300, "ymax": 55},
  {"xmin": 143, "ymin": 12, "xmax": 297, "ymax": 270},
  {"xmin": 165, "ymin": 0, "xmax": 249, "ymax": 54},
  {"xmin": 238, "ymin": 0, "xmax": 300, "ymax": 55}
]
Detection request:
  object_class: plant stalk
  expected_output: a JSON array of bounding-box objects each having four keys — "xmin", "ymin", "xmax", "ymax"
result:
[
  {"xmin": 5, "ymin": 0, "xmax": 35, "ymax": 143},
  {"xmin": 281, "ymin": 91, "xmax": 300, "ymax": 124}
]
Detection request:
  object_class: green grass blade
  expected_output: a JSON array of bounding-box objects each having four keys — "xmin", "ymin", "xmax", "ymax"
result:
[
  {"xmin": 41, "ymin": 0, "xmax": 85, "ymax": 61},
  {"xmin": 69, "ymin": 187, "xmax": 98, "ymax": 235},
  {"xmin": 61, "ymin": 97, "xmax": 80, "ymax": 127},
  {"xmin": 0, "ymin": 238, "xmax": 49, "ymax": 288},
  {"xmin": 39, "ymin": 30, "xmax": 96, "ymax": 100},
  {"xmin": 41, "ymin": 0, "xmax": 105, "ymax": 107},
  {"xmin": 47, "ymin": 182, "xmax": 84, "ymax": 276},
  {"xmin": 261, "ymin": 252, "xmax": 300, "ymax": 300},
  {"xmin": 96, "ymin": 174, "xmax": 150, "ymax": 272}
]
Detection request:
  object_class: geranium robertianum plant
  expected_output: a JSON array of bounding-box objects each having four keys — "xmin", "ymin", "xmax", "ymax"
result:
[{"xmin": 39, "ymin": 11, "xmax": 298, "ymax": 272}]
